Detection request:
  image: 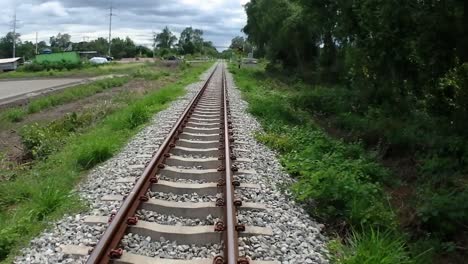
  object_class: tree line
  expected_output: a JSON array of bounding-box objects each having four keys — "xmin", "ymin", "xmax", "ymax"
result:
[
  {"xmin": 243, "ymin": 0, "xmax": 468, "ymax": 260},
  {"xmin": 244, "ymin": 0, "xmax": 467, "ymax": 137},
  {"xmin": 0, "ymin": 26, "xmax": 219, "ymax": 60}
]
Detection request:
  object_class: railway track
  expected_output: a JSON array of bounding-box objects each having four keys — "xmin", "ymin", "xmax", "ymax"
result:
[{"xmin": 66, "ymin": 64, "xmax": 278, "ymax": 264}]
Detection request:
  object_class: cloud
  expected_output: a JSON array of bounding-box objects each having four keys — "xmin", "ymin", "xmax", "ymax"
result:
[
  {"xmin": 0, "ymin": 0, "xmax": 249, "ymax": 50},
  {"xmin": 34, "ymin": 1, "xmax": 69, "ymax": 17}
]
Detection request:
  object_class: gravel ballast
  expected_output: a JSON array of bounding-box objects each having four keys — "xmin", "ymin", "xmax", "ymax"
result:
[{"xmin": 14, "ymin": 63, "xmax": 329, "ymax": 264}]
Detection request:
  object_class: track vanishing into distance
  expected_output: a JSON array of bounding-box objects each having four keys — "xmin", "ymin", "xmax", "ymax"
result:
[{"xmin": 74, "ymin": 64, "xmax": 279, "ymax": 264}]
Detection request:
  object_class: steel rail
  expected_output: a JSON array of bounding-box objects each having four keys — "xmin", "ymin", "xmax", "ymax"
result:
[
  {"xmin": 221, "ymin": 67, "xmax": 240, "ymax": 264},
  {"xmin": 86, "ymin": 64, "xmax": 218, "ymax": 264}
]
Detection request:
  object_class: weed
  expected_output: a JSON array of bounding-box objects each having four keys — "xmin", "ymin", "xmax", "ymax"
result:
[
  {"xmin": 20, "ymin": 124, "xmax": 63, "ymax": 160},
  {"xmin": 125, "ymin": 103, "xmax": 150, "ymax": 129},
  {"xmin": 75, "ymin": 134, "xmax": 117, "ymax": 170},
  {"xmin": 330, "ymin": 228, "xmax": 415, "ymax": 264},
  {"xmin": 4, "ymin": 109, "xmax": 26, "ymax": 123}
]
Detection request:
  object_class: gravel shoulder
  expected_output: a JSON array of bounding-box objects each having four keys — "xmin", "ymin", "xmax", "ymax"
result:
[{"xmin": 14, "ymin": 63, "xmax": 329, "ymax": 264}]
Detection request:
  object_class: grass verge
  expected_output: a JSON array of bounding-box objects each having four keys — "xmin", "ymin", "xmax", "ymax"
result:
[
  {"xmin": 0, "ymin": 62, "xmax": 212, "ymax": 262},
  {"xmin": 0, "ymin": 77, "xmax": 129, "ymax": 126},
  {"xmin": 229, "ymin": 64, "xmax": 422, "ymax": 263},
  {"xmin": 0, "ymin": 62, "xmax": 145, "ymax": 80}
]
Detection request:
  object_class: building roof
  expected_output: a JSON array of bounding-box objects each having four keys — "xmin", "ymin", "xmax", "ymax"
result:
[{"xmin": 0, "ymin": 57, "xmax": 21, "ymax": 64}]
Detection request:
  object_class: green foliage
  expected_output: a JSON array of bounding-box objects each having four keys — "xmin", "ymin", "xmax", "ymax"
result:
[
  {"xmin": 416, "ymin": 188, "xmax": 468, "ymax": 240},
  {"xmin": 125, "ymin": 103, "xmax": 150, "ymax": 129},
  {"xmin": 330, "ymin": 228, "xmax": 415, "ymax": 264},
  {"xmin": 131, "ymin": 69, "xmax": 170, "ymax": 80},
  {"xmin": 21, "ymin": 60, "xmax": 84, "ymax": 72},
  {"xmin": 231, "ymin": 64, "xmax": 419, "ymax": 263},
  {"xmin": 75, "ymin": 135, "xmax": 117, "ymax": 170},
  {"xmin": 25, "ymin": 77, "xmax": 128, "ymax": 114},
  {"xmin": 20, "ymin": 124, "xmax": 63, "ymax": 160},
  {"xmin": 4, "ymin": 109, "xmax": 26, "ymax": 123}
]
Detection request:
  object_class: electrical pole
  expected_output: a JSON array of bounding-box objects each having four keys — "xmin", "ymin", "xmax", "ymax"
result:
[
  {"xmin": 35, "ymin": 32, "xmax": 38, "ymax": 54},
  {"xmin": 12, "ymin": 6, "xmax": 17, "ymax": 58},
  {"xmin": 108, "ymin": 0, "xmax": 113, "ymax": 57}
]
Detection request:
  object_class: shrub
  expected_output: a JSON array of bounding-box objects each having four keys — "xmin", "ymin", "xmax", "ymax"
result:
[
  {"xmin": 5, "ymin": 108, "xmax": 26, "ymax": 122},
  {"xmin": 20, "ymin": 124, "xmax": 63, "ymax": 160},
  {"xmin": 0, "ymin": 228, "xmax": 16, "ymax": 261},
  {"xmin": 416, "ymin": 187, "xmax": 468, "ymax": 240}
]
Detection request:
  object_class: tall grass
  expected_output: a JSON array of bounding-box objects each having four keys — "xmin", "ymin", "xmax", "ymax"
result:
[{"xmin": 330, "ymin": 228, "xmax": 415, "ymax": 264}]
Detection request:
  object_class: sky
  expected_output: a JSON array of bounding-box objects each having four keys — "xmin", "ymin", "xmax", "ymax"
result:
[{"xmin": 0, "ymin": 0, "xmax": 250, "ymax": 50}]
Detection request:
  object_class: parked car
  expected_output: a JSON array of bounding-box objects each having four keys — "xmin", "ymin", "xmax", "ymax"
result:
[{"xmin": 89, "ymin": 57, "xmax": 109, "ymax": 64}]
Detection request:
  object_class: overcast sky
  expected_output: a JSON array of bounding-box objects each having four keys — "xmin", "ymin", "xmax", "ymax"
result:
[{"xmin": 0, "ymin": 0, "xmax": 249, "ymax": 50}]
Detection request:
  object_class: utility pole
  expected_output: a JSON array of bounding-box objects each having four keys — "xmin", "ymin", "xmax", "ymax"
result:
[
  {"xmin": 108, "ymin": 0, "xmax": 113, "ymax": 56},
  {"xmin": 35, "ymin": 32, "xmax": 38, "ymax": 54},
  {"xmin": 12, "ymin": 6, "xmax": 17, "ymax": 58}
]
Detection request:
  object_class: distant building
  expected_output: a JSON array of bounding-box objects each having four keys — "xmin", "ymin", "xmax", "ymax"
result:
[{"xmin": 0, "ymin": 57, "xmax": 22, "ymax": 72}]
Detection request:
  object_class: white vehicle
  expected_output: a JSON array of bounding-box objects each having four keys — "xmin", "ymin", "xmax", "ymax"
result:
[{"xmin": 89, "ymin": 57, "xmax": 109, "ymax": 64}]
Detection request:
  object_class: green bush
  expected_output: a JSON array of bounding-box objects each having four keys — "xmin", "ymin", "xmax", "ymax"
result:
[
  {"xmin": 258, "ymin": 126, "xmax": 394, "ymax": 228},
  {"xmin": 4, "ymin": 108, "xmax": 26, "ymax": 122},
  {"xmin": 22, "ymin": 60, "xmax": 84, "ymax": 72},
  {"xmin": 20, "ymin": 124, "xmax": 63, "ymax": 160},
  {"xmin": 416, "ymin": 187, "xmax": 468, "ymax": 240}
]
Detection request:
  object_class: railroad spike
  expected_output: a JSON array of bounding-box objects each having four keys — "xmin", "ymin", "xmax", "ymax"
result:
[
  {"xmin": 236, "ymin": 224, "xmax": 246, "ymax": 232},
  {"xmin": 216, "ymin": 198, "xmax": 225, "ymax": 207},
  {"xmin": 127, "ymin": 216, "xmax": 138, "ymax": 225},
  {"xmin": 217, "ymin": 179, "xmax": 226, "ymax": 187},
  {"xmin": 149, "ymin": 177, "xmax": 158, "ymax": 183},
  {"xmin": 234, "ymin": 197, "xmax": 243, "ymax": 207},
  {"xmin": 214, "ymin": 221, "xmax": 225, "ymax": 232},
  {"xmin": 213, "ymin": 256, "xmax": 225, "ymax": 264},
  {"xmin": 139, "ymin": 195, "xmax": 149, "ymax": 202},
  {"xmin": 109, "ymin": 248, "xmax": 123, "ymax": 259},
  {"xmin": 238, "ymin": 257, "xmax": 250, "ymax": 264}
]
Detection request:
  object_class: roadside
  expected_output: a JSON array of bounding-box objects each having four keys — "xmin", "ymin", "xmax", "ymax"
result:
[
  {"xmin": 0, "ymin": 75, "xmax": 128, "ymax": 109},
  {"xmin": 0, "ymin": 61, "xmax": 212, "ymax": 262},
  {"xmin": 0, "ymin": 62, "xmax": 145, "ymax": 80}
]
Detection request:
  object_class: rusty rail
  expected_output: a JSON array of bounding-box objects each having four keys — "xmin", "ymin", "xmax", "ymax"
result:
[
  {"xmin": 86, "ymin": 65, "xmax": 218, "ymax": 264},
  {"xmin": 222, "ymin": 68, "xmax": 240, "ymax": 263}
]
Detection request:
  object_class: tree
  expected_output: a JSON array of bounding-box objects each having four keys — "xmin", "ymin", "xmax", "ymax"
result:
[
  {"xmin": 230, "ymin": 36, "xmax": 245, "ymax": 50},
  {"xmin": 178, "ymin": 27, "xmax": 204, "ymax": 55},
  {"xmin": 111, "ymin": 37, "xmax": 137, "ymax": 59},
  {"xmin": 50, "ymin": 33, "xmax": 72, "ymax": 51},
  {"xmin": 154, "ymin": 26, "xmax": 177, "ymax": 49},
  {"xmin": 0, "ymin": 32, "xmax": 21, "ymax": 58}
]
